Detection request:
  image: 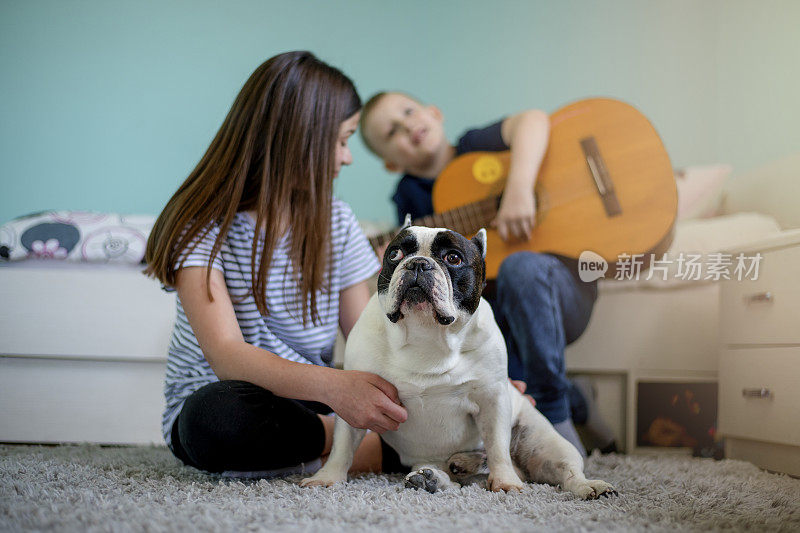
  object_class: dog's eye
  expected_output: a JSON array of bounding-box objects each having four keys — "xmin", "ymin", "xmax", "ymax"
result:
[
  {"xmin": 388, "ymin": 248, "xmax": 405, "ymax": 262},
  {"xmin": 444, "ymin": 252, "xmax": 462, "ymax": 266}
]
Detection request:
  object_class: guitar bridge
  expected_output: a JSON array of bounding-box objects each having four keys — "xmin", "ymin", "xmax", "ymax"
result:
[{"xmin": 581, "ymin": 136, "xmax": 622, "ymax": 217}]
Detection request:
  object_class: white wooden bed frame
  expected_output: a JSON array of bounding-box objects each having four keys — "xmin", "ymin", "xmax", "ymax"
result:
[
  {"xmin": 2, "ymin": 153, "xmax": 797, "ymax": 447},
  {"xmin": 0, "ymin": 265, "xmax": 174, "ymax": 444}
]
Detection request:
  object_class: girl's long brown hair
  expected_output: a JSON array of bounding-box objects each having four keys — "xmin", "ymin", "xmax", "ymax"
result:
[{"xmin": 144, "ymin": 51, "xmax": 361, "ymax": 325}]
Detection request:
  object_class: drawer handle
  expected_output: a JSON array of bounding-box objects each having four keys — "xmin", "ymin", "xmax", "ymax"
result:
[
  {"xmin": 742, "ymin": 387, "xmax": 772, "ymax": 399},
  {"xmin": 743, "ymin": 291, "xmax": 773, "ymax": 303}
]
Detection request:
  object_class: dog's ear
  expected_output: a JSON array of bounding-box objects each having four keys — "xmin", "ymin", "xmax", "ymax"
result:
[
  {"xmin": 400, "ymin": 213, "xmax": 412, "ymax": 231},
  {"xmin": 472, "ymin": 228, "xmax": 487, "ymax": 259}
]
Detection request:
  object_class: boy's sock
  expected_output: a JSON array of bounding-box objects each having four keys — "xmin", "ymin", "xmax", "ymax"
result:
[
  {"xmin": 571, "ymin": 376, "xmax": 617, "ymax": 453},
  {"xmin": 553, "ymin": 418, "xmax": 587, "ymax": 458}
]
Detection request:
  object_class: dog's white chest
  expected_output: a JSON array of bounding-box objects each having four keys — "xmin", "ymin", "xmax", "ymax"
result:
[{"xmin": 381, "ymin": 376, "xmax": 484, "ymax": 466}]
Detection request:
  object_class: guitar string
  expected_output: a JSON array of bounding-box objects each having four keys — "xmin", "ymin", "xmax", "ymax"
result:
[
  {"xmin": 368, "ymin": 180, "xmax": 616, "ymax": 249},
  {"xmin": 437, "ymin": 181, "xmax": 617, "ymax": 230}
]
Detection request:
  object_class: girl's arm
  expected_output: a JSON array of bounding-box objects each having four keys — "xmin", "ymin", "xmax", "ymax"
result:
[
  {"xmin": 338, "ymin": 279, "xmax": 371, "ymax": 339},
  {"xmin": 493, "ymin": 109, "xmax": 550, "ymax": 242},
  {"xmin": 176, "ymin": 266, "xmax": 406, "ymax": 432}
]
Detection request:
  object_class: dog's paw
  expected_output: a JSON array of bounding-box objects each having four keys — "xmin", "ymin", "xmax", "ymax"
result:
[
  {"xmin": 405, "ymin": 468, "xmax": 447, "ymax": 494},
  {"xmin": 574, "ymin": 479, "xmax": 618, "ymax": 500},
  {"xmin": 488, "ymin": 473, "xmax": 525, "ymax": 493},
  {"xmin": 299, "ymin": 472, "xmax": 345, "ymax": 488}
]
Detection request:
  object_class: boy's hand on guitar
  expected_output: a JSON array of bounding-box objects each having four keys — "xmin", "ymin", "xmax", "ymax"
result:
[{"xmin": 491, "ymin": 186, "xmax": 536, "ymax": 243}]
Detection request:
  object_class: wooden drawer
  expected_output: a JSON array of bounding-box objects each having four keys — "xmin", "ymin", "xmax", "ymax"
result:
[
  {"xmin": 718, "ymin": 347, "xmax": 800, "ymax": 447},
  {"xmin": 719, "ymin": 245, "xmax": 800, "ymax": 345}
]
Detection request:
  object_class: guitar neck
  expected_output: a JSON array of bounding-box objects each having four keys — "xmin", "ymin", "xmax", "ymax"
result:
[{"xmin": 368, "ymin": 195, "xmax": 499, "ymax": 252}]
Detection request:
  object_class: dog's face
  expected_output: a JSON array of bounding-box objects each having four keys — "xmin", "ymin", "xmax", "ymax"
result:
[{"xmin": 377, "ymin": 225, "xmax": 487, "ymax": 326}]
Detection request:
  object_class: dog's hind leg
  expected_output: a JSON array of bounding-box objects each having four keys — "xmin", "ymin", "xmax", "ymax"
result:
[
  {"xmin": 448, "ymin": 450, "xmax": 487, "ymax": 475},
  {"xmin": 447, "ymin": 451, "xmax": 488, "ymax": 487},
  {"xmin": 447, "ymin": 450, "xmax": 525, "ymax": 488},
  {"xmin": 511, "ymin": 394, "xmax": 617, "ymax": 500}
]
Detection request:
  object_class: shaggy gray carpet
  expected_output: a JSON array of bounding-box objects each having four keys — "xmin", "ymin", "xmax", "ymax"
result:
[{"xmin": 1, "ymin": 444, "xmax": 799, "ymax": 532}]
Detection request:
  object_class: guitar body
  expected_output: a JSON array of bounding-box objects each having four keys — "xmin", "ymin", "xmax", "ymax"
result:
[{"xmin": 432, "ymin": 98, "xmax": 677, "ymax": 279}]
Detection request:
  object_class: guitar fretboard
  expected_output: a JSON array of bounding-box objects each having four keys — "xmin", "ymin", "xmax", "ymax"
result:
[{"xmin": 368, "ymin": 196, "xmax": 500, "ymax": 252}]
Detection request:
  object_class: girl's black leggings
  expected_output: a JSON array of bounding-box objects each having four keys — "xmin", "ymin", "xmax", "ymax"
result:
[{"xmin": 169, "ymin": 380, "xmax": 405, "ymax": 474}]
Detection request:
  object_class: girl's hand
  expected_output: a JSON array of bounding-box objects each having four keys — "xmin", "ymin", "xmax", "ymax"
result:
[
  {"xmin": 327, "ymin": 370, "xmax": 408, "ymax": 433},
  {"xmin": 491, "ymin": 184, "xmax": 536, "ymax": 243}
]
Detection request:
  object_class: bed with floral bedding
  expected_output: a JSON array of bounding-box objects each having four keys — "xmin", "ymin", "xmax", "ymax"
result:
[{"xmin": 1, "ymin": 156, "xmax": 797, "ymax": 446}]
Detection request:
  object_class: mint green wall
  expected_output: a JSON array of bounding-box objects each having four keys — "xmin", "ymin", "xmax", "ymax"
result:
[
  {"xmin": 1, "ymin": 1, "xmax": 797, "ymax": 224},
  {"xmin": 715, "ymin": 3, "xmax": 800, "ymax": 178}
]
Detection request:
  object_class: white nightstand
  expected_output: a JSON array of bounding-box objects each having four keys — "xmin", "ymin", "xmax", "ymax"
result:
[{"xmin": 718, "ymin": 229, "xmax": 800, "ymax": 475}]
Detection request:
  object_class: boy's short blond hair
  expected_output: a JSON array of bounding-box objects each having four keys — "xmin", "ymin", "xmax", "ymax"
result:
[{"xmin": 358, "ymin": 92, "xmax": 389, "ymax": 156}]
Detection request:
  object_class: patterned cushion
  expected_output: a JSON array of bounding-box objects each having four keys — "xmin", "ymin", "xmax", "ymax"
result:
[{"xmin": 0, "ymin": 211, "xmax": 155, "ymax": 264}]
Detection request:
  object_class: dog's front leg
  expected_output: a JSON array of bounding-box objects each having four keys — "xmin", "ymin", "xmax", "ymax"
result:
[
  {"xmin": 472, "ymin": 386, "xmax": 525, "ymax": 492},
  {"xmin": 300, "ymin": 416, "xmax": 365, "ymax": 487}
]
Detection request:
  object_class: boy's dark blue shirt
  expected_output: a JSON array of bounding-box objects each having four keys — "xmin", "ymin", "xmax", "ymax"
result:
[{"xmin": 390, "ymin": 119, "xmax": 597, "ymax": 299}]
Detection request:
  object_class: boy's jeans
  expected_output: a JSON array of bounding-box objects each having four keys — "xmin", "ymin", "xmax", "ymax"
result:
[{"xmin": 487, "ymin": 252, "xmax": 595, "ymax": 425}]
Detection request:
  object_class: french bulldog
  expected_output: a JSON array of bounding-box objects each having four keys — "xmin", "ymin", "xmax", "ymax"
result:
[{"xmin": 301, "ymin": 222, "xmax": 616, "ymax": 499}]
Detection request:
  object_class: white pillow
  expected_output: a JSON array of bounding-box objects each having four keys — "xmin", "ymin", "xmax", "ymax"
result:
[
  {"xmin": 675, "ymin": 164, "xmax": 732, "ymax": 220},
  {"xmin": 601, "ymin": 212, "xmax": 781, "ymax": 291}
]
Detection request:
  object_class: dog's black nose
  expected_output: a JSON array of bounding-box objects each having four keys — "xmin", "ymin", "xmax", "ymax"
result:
[{"xmin": 405, "ymin": 257, "xmax": 433, "ymax": 272}]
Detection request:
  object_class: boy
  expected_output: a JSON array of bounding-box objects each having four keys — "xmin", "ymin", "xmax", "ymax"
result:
[{"xmin": 360, "ymin": 92, "xmax": 616, "ymax": 456}]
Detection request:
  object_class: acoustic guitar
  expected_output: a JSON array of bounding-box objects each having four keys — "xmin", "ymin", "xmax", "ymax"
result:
[{"xmin": 369, "ymin": 98, "xmax": 677, "ymax": 279}]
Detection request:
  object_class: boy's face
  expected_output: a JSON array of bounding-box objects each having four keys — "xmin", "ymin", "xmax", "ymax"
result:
[{"xmin": 362, "ymin": 93, "xmax": 448, "ymax": 174}]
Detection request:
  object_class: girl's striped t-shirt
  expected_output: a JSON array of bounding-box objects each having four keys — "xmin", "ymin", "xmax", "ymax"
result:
[{"xmin": 161, "ymin": 198, "xmax": 380, "ymax": 444}]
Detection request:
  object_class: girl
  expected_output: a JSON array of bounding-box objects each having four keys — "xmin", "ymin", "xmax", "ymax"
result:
[{"xmin": 145, "ymin": 51, "xmax": 407, "ymax": 476}]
